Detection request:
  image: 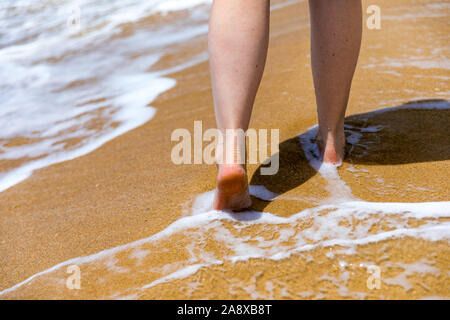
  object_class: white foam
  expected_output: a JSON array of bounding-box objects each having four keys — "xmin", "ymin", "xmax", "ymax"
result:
[
  {"xmin": 152, "ymin": 0, "xmax": 212, "ymax": 15},
  {"xmin": 298, "ymin": 125, "xmax": 357, "ymax": 202},
  {"xmin": 0, "ymin": 0, "xmax": 214, "ymax": 192},
  {"xmin": 141, "ymin": 263, "xmax": 211, "ymax": 290}
]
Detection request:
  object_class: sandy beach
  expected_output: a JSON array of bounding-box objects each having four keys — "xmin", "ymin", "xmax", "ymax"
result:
[{"xmin": 0, "ymin": 0, "xmax": 449, "ymax": 299}]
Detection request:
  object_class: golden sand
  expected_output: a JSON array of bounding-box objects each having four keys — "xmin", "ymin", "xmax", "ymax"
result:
[{"xmin": 0, "ymin": 0, "xmax": 449, "ymax": 299}]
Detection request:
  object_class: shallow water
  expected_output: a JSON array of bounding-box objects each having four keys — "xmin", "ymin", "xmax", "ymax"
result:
[
  {"xmin": 0, "ymin": 0, "xmax": 310, "ymax": 192},
  {"xmin": 0, "ymin": 0, "xmax": 215, "ymax": 191},
  {"xmin": 0, "ymin": 102, "xmax": 449, "ymax": 299},
  {"xmin": 0, "ymin": 0, "xmax": 449, "ymax": 299}
]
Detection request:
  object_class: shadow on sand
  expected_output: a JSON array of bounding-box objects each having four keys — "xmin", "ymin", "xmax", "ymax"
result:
[{"xmin": 249, "ymin": 99, "xmax": 450, "ymax": 212}]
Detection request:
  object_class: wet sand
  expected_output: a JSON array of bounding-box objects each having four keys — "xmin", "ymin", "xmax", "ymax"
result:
[{"xmin": 0, "ymin": 0, "xmax": 449, "ymax": 299}]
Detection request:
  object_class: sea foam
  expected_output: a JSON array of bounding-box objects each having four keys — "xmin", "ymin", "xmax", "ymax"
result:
[{"xmin": 0, "ymin": 0, "xmax": 214, "ymax": 192}]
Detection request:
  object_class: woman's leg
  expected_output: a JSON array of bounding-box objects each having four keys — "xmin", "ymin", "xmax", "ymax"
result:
[
  {"xmin": 309, "ymin": 0, "xmax": 362, "ymax": 164},
  {"xmin": 209, "ymin": 0, "xmax": 270, "ymax": 210}
]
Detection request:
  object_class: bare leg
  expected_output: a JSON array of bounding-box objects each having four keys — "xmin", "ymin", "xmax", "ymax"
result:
[
  {"xmin": 209, "ymin": 0, "xmax": 270, "ymax": 210},
  {"xmin": 309, "ymin": 0, "xmax": 362, "ymax": 164}
]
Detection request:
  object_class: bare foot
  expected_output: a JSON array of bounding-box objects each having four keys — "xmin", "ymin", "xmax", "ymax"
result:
[
  {"xmin": 213, "ymin": 164, "xmax": 251, "ymax": 211},
  {"xmin": 316, "ymin": 130, "xmax": 346, "ymax": 165}
]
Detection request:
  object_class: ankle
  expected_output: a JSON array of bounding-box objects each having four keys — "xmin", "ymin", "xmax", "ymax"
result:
[
  {"xmin": 317, "ymin": 124, "xmax": 345, "ymax": 144},
  {"xmin": 316, "ymin": 123, "xmax": 346, "ymax": 164}
]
